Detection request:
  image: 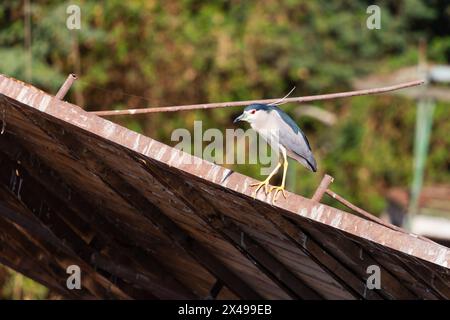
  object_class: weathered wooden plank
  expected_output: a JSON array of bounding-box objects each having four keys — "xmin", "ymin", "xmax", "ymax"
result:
[
  {"xmin": 0, "ymin": 226, "xmax": 74, "ymax": 298},
  {"xmin": 142, "ymin": 162, "xmax": 322, "ymax": 300},
  {"xmin": 353, "ymin": 236, "xmax": 448, "ymax": 299},
  {"xmin": 0, "ymin": 209, "xmax": 88, "ymax": 298},
  {"xmin": 15, "ymin": 110, "xmax": 262, "ymax": 300},
  {"xmin": 286, "ymin": 217, "xmax": 422, "ymax": 300},
  {"xmin": 2, "ymin": 109, "xmax": 222, "ymax": 298},
  {"xmin": 11, "ymin": 145, "xmax": 227, "ymax": 296},
  {"xmin": 0, "ymin": 189, "xmax": 130, "ymax": 299},
  {"xmin": 0, "ymin": 133, "xmax": 198, "ymax": 299},
  {"xmin": 248, "ymin": 200, "xmax": 380, "ymax": 299}
]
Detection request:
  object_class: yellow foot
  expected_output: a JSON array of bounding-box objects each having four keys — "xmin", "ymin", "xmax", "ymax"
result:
[
  {"xmin": 269, "ymin": 185, "xmax": 287, "ymax": 204},
  {"xmin": 250, "ymin": 179, "xmax": 271, "ymax": 199}
]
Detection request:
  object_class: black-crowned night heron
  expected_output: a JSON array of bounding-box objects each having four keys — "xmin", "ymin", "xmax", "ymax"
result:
[{"xmin": 234, "ymin": 103, "xmax": 317, "ymax": 203}]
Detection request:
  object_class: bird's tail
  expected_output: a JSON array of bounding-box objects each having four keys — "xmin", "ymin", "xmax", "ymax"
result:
[
  {"xmin": 306, "ymin": 154, "xmax": 317, "ymax": 172},
  {"xmin": 291, "ymin": 151, "xmax": 317, "ymax": 172}
]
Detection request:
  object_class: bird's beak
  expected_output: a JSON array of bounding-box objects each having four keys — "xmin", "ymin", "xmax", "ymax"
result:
[{"xmin": 233, "ymin": 113, "xmax": 245, "ymax": 124}]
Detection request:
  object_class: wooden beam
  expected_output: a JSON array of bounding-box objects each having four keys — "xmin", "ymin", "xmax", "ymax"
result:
[
  {"xmin": 393, "ymin": 256, "xmax": 449, "ymax": 299},
  {"xmin": 0, "ymin": 154, "xmax": 192, "ymax": 299},
  {"xmin": 0, "ymin": 205, "xmax": 87, "ymax": 298},
  {"xmin": 287, "ymin": 217, "xmax": 422, "ymax": 300},
  {"xmin": 248, "ymin": 200, "xmax": 382, "ymax": 299},
  {"xmin": 0, "ymin": 134, "xmax": 197, "ymax": 299},
  {"xmin": 90, "ymin": 253, "xmax": 192, "ymax": 300},
  {"xmin": 16, "ymin": 110, "xmax": 261, "ymax": 300},
  {"xmin": 355, "ymin": 237, "xmax": 448, "ymax": 299},
  {"xmin": 0, "ymin": 225, "xmax": 75, "ymax": 298},
  {"xmin": 140, "ymin": 161, "xmax": 322, "ymax": 300},
  {"xmin": 0, "ymin": 188, "xmax": 130, "ymax": 299}
]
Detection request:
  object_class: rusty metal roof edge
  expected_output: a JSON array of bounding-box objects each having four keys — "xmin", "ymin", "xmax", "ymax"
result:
[{"xmin": 0, "ymin": 73, "xmax": 448, "ymax": 270}]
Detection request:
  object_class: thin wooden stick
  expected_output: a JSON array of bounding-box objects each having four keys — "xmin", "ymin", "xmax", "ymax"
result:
[{"xmin": 90, "ymin": 79, "xmax": 424, "ymax": 116}]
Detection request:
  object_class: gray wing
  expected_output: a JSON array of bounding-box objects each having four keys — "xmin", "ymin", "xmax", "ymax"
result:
[{"xmin": 273, "ymin": 108, "xmax": 317, "ymax": 172}]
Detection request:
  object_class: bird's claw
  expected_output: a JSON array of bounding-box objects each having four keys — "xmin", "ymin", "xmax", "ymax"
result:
[
  {"xmin": 250, "ymin": 180, "xmax": 270, "ymax": 198},
  {"xmin": 269, "ymin": 185, "xmax": 287, "ymax": 204},
  {"xmin": 250, "ymin": 180, "xmax": 287, "ymax": 204}
]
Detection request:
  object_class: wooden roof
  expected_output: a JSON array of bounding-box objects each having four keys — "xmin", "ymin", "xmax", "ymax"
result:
[{"xmin": 0, "ymin": 74, "xmax": 449, "ymax": 299}]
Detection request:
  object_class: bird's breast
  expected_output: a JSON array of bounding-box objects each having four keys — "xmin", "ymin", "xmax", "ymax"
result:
[{"xmin": 251, "ymin": 123, "xmax": 281, "ymax": 151}]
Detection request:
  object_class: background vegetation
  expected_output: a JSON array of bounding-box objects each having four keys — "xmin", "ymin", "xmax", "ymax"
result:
[{"xmin": 0, "ymin": 0, "xmax": 449, "ymax": 299}]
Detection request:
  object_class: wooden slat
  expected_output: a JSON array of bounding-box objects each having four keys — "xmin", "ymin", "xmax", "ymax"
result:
[
  {"xmin": 16, "ymin": 110, "xmax": 262, "ymax": 300},
  {"xmin": 354, "ymin": 236, "xmax": 448, "ymax": 299},
  {"xmin": 0, "ymin": 197, "xmax": 128, "ymax": 299},
  {"xmin": 0, "ymin": 133, "xmax": 198, "ymax": 299},
  {"xmin": 141, "ymin": 160, "xmax": 322, "ymax": 300},
  {"xmin": 248, "ymin": 200, "xmax": 380, "ymax": 299},
  {"xmin": 3, "ymin": 109, "xmax": 221, "ymax": 298},
  {"xmin": 0, "ymin": 224, "xmax": 74, "ymax": 298},
  {"xmin": 286, "ymin": 217, "xmax": 422, "ymax": 300}
]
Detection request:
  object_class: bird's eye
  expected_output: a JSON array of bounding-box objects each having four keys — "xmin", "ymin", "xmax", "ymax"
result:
[{"xmin": 250, "ymin": 109, "xmax": 256, "ymax": 114}]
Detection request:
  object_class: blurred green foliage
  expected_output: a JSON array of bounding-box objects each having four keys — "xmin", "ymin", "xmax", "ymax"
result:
[
  {"xmin": 0, "ymin": 266, "xmax": 49, "ymax": 299},
  {"xmin": 0, "ymin": 0, "xmax": 449, "ymax": 298}
]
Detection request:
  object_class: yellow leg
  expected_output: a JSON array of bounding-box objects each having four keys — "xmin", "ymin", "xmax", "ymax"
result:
[
  {"xmin": 269, "ymin": 151, "xmax": 288, "ymax": 204},
  {"xmin": 250, "ymin": 161, "xmax": 282, "ymax": 198}
]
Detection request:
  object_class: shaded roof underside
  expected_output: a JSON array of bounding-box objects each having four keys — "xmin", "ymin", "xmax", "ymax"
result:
[{"xmin": 0, "ymin": 74, "xmax": 449, "ymax": 299}]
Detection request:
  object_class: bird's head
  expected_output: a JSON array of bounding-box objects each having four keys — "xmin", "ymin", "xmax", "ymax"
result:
[{"xmin": 233, "ymin": 104, "xmax": 271, "ymax": 125}]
